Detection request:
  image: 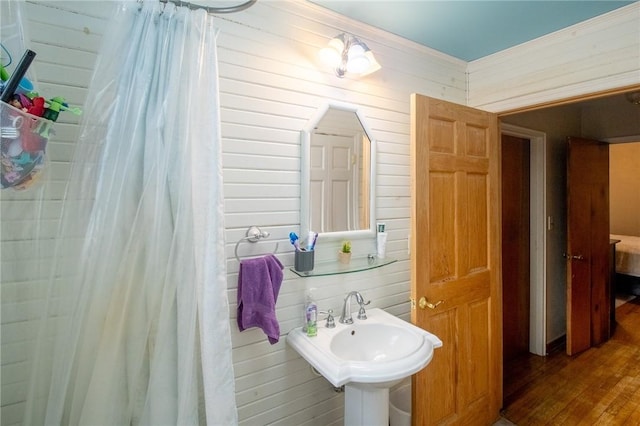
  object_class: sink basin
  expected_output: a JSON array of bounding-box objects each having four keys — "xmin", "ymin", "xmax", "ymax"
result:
[
  {"xmin": 330, "ymin": 323, "xmax": 424, "ymax": 363},
  {"xmin": 286, "ymin": 307, "xmax": 442, "ymax": 388}
]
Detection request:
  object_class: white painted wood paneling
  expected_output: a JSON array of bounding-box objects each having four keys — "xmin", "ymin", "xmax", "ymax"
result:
[
  {"xmin": 468, "ymin": 2, "xmax": 640, "ymax": 112},
  {"xmin": 4, "ymin": 1, "xmax": 635, "ymax": 425},
  {"xmin": 1, "ymin": 1, "xmax": 464, "ymax": 425}
]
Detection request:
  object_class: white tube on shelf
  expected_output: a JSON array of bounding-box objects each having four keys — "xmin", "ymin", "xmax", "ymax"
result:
[{"xmin": 377, "ymin": 232, "xmax": 387, "ymax": 259}]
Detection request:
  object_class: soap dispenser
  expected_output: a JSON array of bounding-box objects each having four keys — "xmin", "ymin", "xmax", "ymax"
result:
[{"xmin": 304, "ymin": 289, "xmax": 318, "ymax": 337}]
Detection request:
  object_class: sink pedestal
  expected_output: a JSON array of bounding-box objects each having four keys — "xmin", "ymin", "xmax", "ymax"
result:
[{"xmin": 344, "ymin": 384, "xmax": 389, "ymax": 426}]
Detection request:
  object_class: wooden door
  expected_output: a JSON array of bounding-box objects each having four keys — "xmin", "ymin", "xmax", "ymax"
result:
[
  {"xmin": 501, "ymin": 135, "xmax": 530, "ymax": 363},
  {"xmin": 410, "ymin": 94, "xmax": 501, "ymax": 425},
  {"xmin": 566, "ymin": 137, "xmax": 610, "ymax": 355}
]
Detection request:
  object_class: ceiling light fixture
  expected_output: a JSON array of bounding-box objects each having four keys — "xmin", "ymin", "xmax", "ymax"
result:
[{"xmin": 319, "ymin": 33, "xmax": 381, "ymax": 78}]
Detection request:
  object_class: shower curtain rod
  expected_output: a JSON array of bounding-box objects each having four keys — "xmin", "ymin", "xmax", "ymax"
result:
[{"xmin": 159, "ymin": 0, "xmax": 257, "ymax": 14}]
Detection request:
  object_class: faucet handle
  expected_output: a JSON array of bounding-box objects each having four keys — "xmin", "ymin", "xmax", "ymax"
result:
[
  {"xmin": 354, "ymin": 292, "xmax": 370, "ymax": 320},
  {"xmin": 319, "ymin": 309, "xmax": 336, "ymax": 328},
  {"xmin": 354, "ymin": 292, "xmax": 370, "ymax": 306},
  {"xmin": 357, "ymin": 305, "xmax": 367, "ymax": 320}
]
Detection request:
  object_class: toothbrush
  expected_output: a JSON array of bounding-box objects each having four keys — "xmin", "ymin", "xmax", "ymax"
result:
[
  {"xmin": 310, "ymin": 232, "xmax": 318, "ymax": 250},
  {"xmin": 289, "ymin": 232, "xmax": 301, "ymax": 251},
  {"xmin": 307, "ymin": 231, "xmax": 315, "ymax": 251}
]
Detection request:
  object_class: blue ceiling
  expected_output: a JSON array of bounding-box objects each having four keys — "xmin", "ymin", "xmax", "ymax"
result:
[{"xmin": 311, "ymin": 1, "xmax": 636, "ymax": 61}]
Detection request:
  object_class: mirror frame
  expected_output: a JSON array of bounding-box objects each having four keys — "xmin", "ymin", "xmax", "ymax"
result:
[{"xmin": 300, "ymin": 101, "xmax": 376, "ymax": 240}]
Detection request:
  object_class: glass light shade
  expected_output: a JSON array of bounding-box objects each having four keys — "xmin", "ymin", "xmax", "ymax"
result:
[
  {"xmin": 346, "ymin": 56, "xmax": 370, "ymax": 74},
  {"xmin": 319, "ymin": 47, "xmax": 341, "ymax": 67},
  {"xmin": 361, "ymin": 51, "xmax": 381, "ymax": 75},
  {"xmin": 319, "ymin": 37, "xmax": 345, "ymax": 68},
  {"xmin": 346, "ymin": 44, "xmax": 370, "ymax": 74},
  {"xmin": 347, "ymin": 43, "xmax": 365, "ymax": 58}
]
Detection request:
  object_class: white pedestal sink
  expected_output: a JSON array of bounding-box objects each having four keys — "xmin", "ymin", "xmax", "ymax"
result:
[{"xmin": 286, "ymin": 308, "xmax": 442, "ymax": 426}]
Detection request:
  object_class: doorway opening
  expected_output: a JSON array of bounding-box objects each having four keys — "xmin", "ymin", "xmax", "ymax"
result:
[
  {"xmin": 501, "ymin": 133, "xmax": 531, "ymax": 364},
  {"xmin": 501, "ymin": 124, "xmax": 547, "ymax": 357}
]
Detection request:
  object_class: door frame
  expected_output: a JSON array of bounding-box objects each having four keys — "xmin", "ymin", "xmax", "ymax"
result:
[{"xmin": 501, "ymin": 123, "xmax": 547, "ymax": 356}]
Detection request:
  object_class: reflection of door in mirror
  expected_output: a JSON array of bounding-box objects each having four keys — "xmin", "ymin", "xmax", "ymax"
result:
[
  {"xmin": 310, "ymin": 134, "xmax": 369, "ymax": 232},
  {"xmin": 309, "ymin": 109, "xmax": 370, "ymax": 233}
]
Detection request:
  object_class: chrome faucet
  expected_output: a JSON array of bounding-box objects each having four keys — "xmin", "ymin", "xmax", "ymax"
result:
[{"xmin": 339, "ymin": 291, "xmax": 370, "ymax": 324}]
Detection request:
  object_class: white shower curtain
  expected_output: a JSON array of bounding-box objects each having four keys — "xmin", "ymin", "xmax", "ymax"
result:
[{"xmin": 23, "ymin": 1, "xmax": 236, "ymax": 424}]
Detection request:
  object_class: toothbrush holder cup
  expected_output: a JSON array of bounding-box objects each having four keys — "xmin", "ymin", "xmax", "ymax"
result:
[{"xmin": 294, "ymin": 250, "xmax": 314, "ymax": 272}]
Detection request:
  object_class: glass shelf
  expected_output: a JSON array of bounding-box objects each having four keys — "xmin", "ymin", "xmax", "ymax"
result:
[{"xmin": 290, "ymin": 256, "xmax": 397, "ymax": 277}]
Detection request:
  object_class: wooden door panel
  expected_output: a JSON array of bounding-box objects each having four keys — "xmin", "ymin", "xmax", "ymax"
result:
[
  {"xmin": 590, "ymin": 183, "xmax": 610, "ymax": 344},
  {"xmin": 467, "ymin": 173, "xmax": 488, "ymax": 271},
  {"xmin": 411, "ymin": 94, "xmax": 500, "ymax": 425},
  {"xmin": 428, "ymin": 117, "xmax": 455, "ymax": 153},
  {"xmin": 466, "ymin": 124, "xmax": 489, "ymax": 157},
  {"xmin": 419, "ymin": 310, "xmax": 456, "ymax": 424},
  {"xmin": 567, "ymin": 137, "xmax": 610, "ymax": 355},
  {"xmin": 419, "ymin": 298, "xmax": 492, "ymax": 424},
  {"xmin": 429, "ymin": 155, "xmax": 490, "ymax": 172},
  {"xmin": 435, "ymin": 272, "xmax": 491, "ymax": 306},
  {"xmin": 567, "ymin": 181, "xmax": 592, "ymax": 353},
  {"xmin": 467, "ymin": 299, "xmax": 490, "ymax": 402},
  {"xmin": 429, "ymin": 172, "xmax": 456, "ymax": 281}
]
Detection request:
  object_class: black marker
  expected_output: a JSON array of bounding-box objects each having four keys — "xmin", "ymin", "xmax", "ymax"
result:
[{"xmin": 1, "ymin": 49, "xmax": 36, "ymax": 103}]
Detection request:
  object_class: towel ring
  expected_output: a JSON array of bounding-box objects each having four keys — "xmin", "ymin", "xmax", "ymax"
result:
[{"xmin": 234, "ymin": 226, "xmax": 280, "ymax": 262}]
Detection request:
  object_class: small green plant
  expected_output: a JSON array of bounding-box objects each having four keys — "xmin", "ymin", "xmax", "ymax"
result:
[{"xmin": 341, "ymin": 240, "xmax": 351, "ymax": 253}]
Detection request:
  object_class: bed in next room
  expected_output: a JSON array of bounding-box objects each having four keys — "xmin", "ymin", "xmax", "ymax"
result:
[{"xmin": 612, "ymin": 234, "xmax": 640, "ymax": 295}]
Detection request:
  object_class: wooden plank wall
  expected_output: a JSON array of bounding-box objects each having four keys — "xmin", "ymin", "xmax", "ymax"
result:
[
  {"xmin": 468, "ymin": 2, "xmax": 640, "ymax": 113},
  {"xmin": 0, "ymin": 1, "xmax": 465, "ymax": 425}
]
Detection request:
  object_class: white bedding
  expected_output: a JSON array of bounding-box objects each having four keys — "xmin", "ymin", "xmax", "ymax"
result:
[{"xmin": 611, "ymin": 234, "xmax": 640, "ymax": 278}]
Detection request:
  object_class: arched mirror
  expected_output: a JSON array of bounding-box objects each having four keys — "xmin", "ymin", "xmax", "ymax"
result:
[{"xmin": 301, "ymin": 101, "xmax": 376, "ymax": 240}]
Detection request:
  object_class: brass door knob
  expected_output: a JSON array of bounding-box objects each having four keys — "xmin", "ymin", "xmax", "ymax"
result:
[{"xmin": 418, "ymin": 297, "xmax": 444, "ymax": 310}]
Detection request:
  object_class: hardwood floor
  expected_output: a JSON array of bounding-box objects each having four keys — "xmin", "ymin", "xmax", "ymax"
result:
[{"xmin": 502, "ymin": 297, "xmax": 640, "ymax": 425}]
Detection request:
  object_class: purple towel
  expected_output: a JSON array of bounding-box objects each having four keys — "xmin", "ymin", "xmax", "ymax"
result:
[{"xmin": 237, "ymin": 254, "xmax": 284, "ymax": 344}]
